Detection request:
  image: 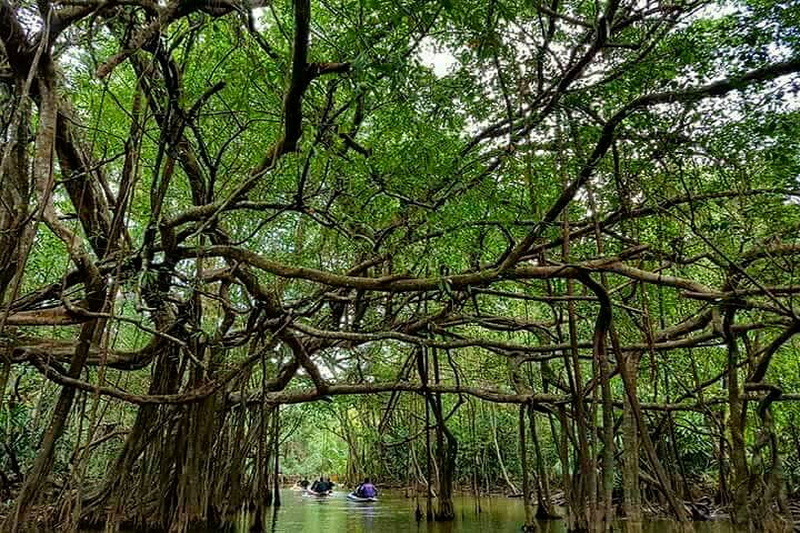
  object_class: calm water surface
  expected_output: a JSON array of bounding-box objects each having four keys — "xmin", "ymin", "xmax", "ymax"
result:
[{"xmin": 236, "ymin": 490, "xmax": 741, "ymax": 533}]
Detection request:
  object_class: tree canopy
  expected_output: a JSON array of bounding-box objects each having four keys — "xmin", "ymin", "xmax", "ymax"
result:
[{"xmin": 1, "ymin": 0, "xmax": 800, "ymax": 530}]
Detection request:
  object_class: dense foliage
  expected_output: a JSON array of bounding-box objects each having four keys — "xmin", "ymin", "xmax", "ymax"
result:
[{"xmin": 1, "ymin": 0, "xmax": 800, "ymax": 530}]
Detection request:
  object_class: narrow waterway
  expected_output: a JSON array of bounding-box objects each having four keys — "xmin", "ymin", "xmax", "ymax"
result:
[{"xmin": 234, "ymin": 489, "xmax": 741, "ymax": 532}]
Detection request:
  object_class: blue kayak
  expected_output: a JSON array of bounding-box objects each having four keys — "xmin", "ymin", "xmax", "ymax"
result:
[{"xmin": 347, "ymin": 492, "xmax": 378, "ymax": 502}]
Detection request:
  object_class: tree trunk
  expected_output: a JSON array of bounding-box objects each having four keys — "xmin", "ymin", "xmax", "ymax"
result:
[
  {"xmin": 528, "ymin": 406, "xmax": 559, "ymax": 520},
  {"xmin": 621, "ymin": 353, "xmax": 642, "ymax": 523},
  {"xmin": 723, "ymin": 307, "xmax": 750, "ymax": 526},
  {"xmin": 519, "ymin": 405, "xmax": 536, "ymax": 531}
]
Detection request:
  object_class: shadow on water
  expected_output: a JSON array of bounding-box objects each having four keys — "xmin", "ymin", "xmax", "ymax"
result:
[{"xmin": 233, "ymin": 490, "xmax": 743, "ymax": 533}]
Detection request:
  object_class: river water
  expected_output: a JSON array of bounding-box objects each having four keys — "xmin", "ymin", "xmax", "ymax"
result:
[{"xmin": 235, "ymin": 490, "xmax": 741, "ymax": 532}]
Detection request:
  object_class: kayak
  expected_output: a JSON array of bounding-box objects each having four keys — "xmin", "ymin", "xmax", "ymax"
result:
[
  {"xmin": 347, "ymin": 492, "xmax": 378, "ymax": 502},
  {"xmin": 305, "ymin": 489, "xmax": 332, "ymax": 497}
]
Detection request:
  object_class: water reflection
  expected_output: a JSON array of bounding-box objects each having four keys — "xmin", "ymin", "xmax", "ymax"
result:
[{"xmin": 237, "ymin": 490, "xmax": 741, "ymax": 533}]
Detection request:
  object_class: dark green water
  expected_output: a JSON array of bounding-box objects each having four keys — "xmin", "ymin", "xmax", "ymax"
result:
[{"xmin": 236, "ymin": 490, "xmax": 740, "ymax": 532}]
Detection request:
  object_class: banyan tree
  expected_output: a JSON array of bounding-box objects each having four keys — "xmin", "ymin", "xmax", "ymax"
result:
[{"xmin": 1, "ymin": 0, "xmax": 800, "ymax": 530}]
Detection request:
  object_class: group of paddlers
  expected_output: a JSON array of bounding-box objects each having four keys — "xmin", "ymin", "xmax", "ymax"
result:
[
  {"xmin": 298, "ymin": 476, "xmax": 335, "ymax": 494},
  {"xmin": 296, "ymin": 476, "xmax": 378, "ymax": 498}
]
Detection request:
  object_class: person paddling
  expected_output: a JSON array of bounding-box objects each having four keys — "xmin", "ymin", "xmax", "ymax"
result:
[
  {"xmin": 309, "ymin": 476, "xmax": 333, "ymax": 494},
  {"xmin": 355, "ymin": 477, "xmax": 377, "ymax": 499}
]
